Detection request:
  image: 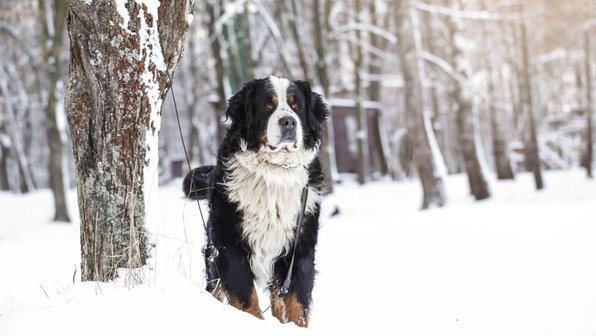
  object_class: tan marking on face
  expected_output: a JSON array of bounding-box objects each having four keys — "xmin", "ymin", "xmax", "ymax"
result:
[
  {"xmin": 287, "ymin": 95, "xmax": 295, "ymax": 105},
  {"xmin": 259, "ymin": 132, "xmax": 268, "ymax": 146},
  {"xmin": 271, "ymin": 95, "xmax": 278, "ymax": 106}
]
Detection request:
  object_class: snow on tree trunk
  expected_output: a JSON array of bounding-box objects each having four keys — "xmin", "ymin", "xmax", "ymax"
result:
[
  {"xmin": 395, "ymin": 0, "xmax": 446, "ymax": 209},
  {"xmin": 444, "ymin": 2, "xmax": 491, "ymax": 200},
  {"xmin": 65, "ymin": 0, "xmax": 192, "ymax": 282},
  {"xmin": 354, "ymin": 0, "xmax": 368, "ymax": 185}
]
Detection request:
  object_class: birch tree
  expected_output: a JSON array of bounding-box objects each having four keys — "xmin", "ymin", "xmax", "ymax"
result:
[
  {"xmin": 353, "ymin": 0, "xmax": 368, "ymax": 185},
  {"xmin": 65, "ymin": 0, "xmax": 192, "ymax": 281}
]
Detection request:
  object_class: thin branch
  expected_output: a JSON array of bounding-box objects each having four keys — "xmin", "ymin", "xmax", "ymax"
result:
[
  {"xmin": 420, "ymin": 51, "xmax": 466, "ymax": 85},
  {"xmin": 335, "ymin": 35, "xmax": 396, "ymax": 61},
  {"xmin": 331, "ymin": 22, "xmax": 398, "ymax": 44},
  {"xmin": 413, "ymin": 0, "xmax": 527, "ymax": 22}
]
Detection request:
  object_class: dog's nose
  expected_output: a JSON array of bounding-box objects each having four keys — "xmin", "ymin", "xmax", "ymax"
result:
[{"xmin": 278, "ymin": 116, "xmax": 297, "ymax": 130}]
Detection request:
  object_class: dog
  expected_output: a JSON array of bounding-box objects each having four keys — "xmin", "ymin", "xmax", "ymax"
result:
[{"xmin": 183, "ymin": 76, "xmax": 328, "ymax": 327}]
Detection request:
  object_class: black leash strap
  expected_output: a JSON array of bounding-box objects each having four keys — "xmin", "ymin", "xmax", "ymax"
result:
[{"xmin": 279, "ymin": 186, "xmax": 309, "ymax": 298}]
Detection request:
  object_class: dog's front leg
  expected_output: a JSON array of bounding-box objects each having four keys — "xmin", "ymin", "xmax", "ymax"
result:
[
  {"xmin": 270, "ymin": 249, "xmax": 316, "ymax": 328},
  {"xmin": 206, "ymin": 243, "xmax": 263, "ymax": 320}
]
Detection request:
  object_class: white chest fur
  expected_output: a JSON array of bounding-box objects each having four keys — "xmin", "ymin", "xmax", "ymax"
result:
[{"xmin": 222, "ymin": 144, "xmax": 320, "ymax": 288}]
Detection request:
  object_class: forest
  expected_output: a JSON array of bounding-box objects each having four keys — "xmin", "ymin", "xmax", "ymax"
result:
[
  {"xmin": 0, "ymin": 0, "xmax": 594, "ymax": 214},
  {"xmin": 1, "ymin": 1, "xmax": 596, "ymax": 334}
]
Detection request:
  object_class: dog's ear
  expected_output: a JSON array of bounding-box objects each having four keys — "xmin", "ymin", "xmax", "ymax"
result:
[
  {"xmin": 295, "ymin": 80, "xmax": 329, "ymax": 125},
  {"xmin": 225, "ymin": 81, "xmax": 255, "ymax": 129}
]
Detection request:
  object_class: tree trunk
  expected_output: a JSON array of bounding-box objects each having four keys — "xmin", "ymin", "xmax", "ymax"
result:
[
  {"xmin": 0, "ymin": 77, "xmax": 34, "ymax": 193},
  {"xmin": 187, "ymin": 22, "xmax": 204, "ymax": 165},
  {"xmin": 480, "ymin": 0, "xmax": 514, "ymax": 180},
  {"xmin": 518, "ymin": 1, "xmax": 544, "ymax": 189},
  {"xmin": 444, "ymin": 1, "xmax": 490, "ymax": 200},
  {"xmin": 313, "ymin": 0, "xmax": 338, "ymax": 193},
  {"xmin": 585, "ymin": 29, "xmax": 593, "ymax": 178},
  {"xmin": 395, "ymin": 0, "xmax": 446, "ymax": 209},
  {"xmin": 0, "ymin": 124, "xmax": 10, "ymax": 191},
  {"xmin": 367, "ymin": 0, "xmax": 389, "ymax": 176},
  {"xmin": 354, "ymin": 0, "xmax": 367, "ymax": 185},
  {"xmin": 488, "ymin": 71, "xmax": 515, "ymax": 180},
  {"xmin": 285, "ymin": 0, "xmax": 310, "ymax": 80},
  {"xmin": 205, "ymin": 0, "xmax": 227, "ymax": 144},
  {"xmin": 39, "ymin": 0, "xmax": 71, "ymax": 222},
  {"xmin": 66, "ymin": 0, "xmax": 192, "ymax": 282}
]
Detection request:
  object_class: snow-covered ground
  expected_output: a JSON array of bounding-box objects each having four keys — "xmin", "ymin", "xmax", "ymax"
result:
[{"xmin": 1, "ymin": 170, "xmax": 595, "ymax": 336}]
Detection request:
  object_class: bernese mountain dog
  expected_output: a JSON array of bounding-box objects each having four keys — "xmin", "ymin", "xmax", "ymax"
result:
[{"xmin": 183, "ymin": 76, "xmax": 328, "ymax": 327}]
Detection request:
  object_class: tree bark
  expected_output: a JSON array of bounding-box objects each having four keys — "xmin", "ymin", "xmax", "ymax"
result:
[
  {"xmin": 444, "ymin": 1, "xmax": 490, "ymax": 200},
  {"xmin": 313, "ymin": 0, "xmax": 338, "ymax": 193},
  {"xmin": 205, "ymin": 0, "xmax": 227, "ymax": 144},
  {"xmin": 0, "ymin": 76, "xmax": 34, "ymax": 193},
  {"xmin": 585, "ymin": 29, "xmax": 593, "ymax": 178},
  {"xmin": 39, "ymin": 0, "xmax": 71, "ymax": 222},
  {"xmin": 489, "ymin": 74, "xmax": 515, "ymax": 180},
  {"xmin": 285, "ymin": 0, "xmax": 310, "ymax": 80},
  {"xmin": 367, "ymin": 0, "xmax": 389, "ymax": 176},
  {"xmin": 66, "ymin": 0, "xmax": 192, "ymax": 281},
  {"xmin": 395, "ymin": 0, "xmax": 446, "ymax": 209},
  {"xmin": 480, "ymin": 0, "xmax": 514, "ymax": 180},
  {"xmin": 0, "ymin": 123, "xmax": 10, "ymax": 191},
  {"xmin": 518, "ymin": 1, "xmax": 544, "ymax": 189},
  {"xmin": 354, "ymin": 0, "xmax": 367, "ymax": 185}
]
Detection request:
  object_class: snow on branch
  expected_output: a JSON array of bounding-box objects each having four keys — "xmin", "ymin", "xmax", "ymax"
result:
[
  {"xmin": 335, "ymin": 35, "xmax": 396, "ymax": 61},
  {"xmin": 331, "ymin": 22, "xmax": 397, "ymax": 44},
  {"xmin": 413, "ymin": 1, "xmax": 523, "ymax": 22},
  {"xmin": 420, "ymin": 51, "xmax": 466, "ymax": 85}
]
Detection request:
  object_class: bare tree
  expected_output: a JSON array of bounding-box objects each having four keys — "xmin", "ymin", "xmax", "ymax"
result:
[
  {"xmin": 585, "ymin": 27, "xmax": 593, "ymax": 178},
  {"xmin": 518, "ymin": 0, "xmax": 544, "ymax": 189},
  {"xmin": 313, "ymin": 0, "xmax": 339, "ymax": 193},
  {"xmin": 353, "ymin": 0, "xmax": 368, "ymax": 185},
  {"xmin": 66, "ymin": 0, "xmax": 192, "ymax": 281},
  {"xmin": 443, "ymin": 1, "xmax": 490, "ymax": 200},
  {"xmin": 38, "ymin": 0, "xmax": 70, "ymax": 222},
  {"xmin": 395, "ymin": 0, "xmax": 446, "ymax": 209},
  {"xmin": 205, "ymin": 0, "xmax": 227, "ymax": 143}
]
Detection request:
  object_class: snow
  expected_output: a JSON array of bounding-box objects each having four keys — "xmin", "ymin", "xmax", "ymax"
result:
[
  {"xmin": 136, "ymin": 0, "xmax": 167, "ymax": 238},
  {"xmin": 1, "ymin": 170, "xmax": 596, "ymax": 335},
  {"xmin": 114, "ymin": 0, "xmax": 132, "ymax": 34}
]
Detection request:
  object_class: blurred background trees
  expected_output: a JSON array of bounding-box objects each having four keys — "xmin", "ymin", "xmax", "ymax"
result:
[{"xmin": 0, "ymin": 0, "xmax": 594, "ymax": 212}]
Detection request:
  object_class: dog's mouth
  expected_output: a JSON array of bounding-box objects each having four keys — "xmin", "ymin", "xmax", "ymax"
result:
[{"xmin": 267, "ymin": 141, "xmax": 299, "ymax": 152}]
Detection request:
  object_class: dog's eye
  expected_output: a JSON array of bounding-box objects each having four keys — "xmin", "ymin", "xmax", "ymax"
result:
[{"xmin": 265, "ymin": 103, "xmax": 274, "ymax": 110}]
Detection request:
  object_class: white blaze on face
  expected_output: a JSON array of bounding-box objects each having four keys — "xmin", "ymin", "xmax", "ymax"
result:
[{"xmin": 266, "ymin": 76, "xmax": 303, "ymax": 151}]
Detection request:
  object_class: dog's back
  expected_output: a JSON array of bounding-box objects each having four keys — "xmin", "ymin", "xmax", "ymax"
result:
[{"xmin": 182, "ymin": 165, "xmax": 215, "ymax": 200}]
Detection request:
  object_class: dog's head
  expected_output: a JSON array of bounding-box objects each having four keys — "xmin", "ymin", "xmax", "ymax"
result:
[{"xmin": 225, "ymin": 76, "xmax": 328, "ymax": 154}]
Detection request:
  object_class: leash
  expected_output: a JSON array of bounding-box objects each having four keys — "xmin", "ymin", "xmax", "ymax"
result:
[
  {"xmin": 170, "ymin": 84, "xmax": 208, "ymax": 231},
  {"xmin": 279, "ymin": 185, "xmax": 309, "ymax": 298},
  {"xmin": 171, "ymin": 82, "xmax": 228, "ymax": 302},
  {"xmin": 170, "ymin": 80, "xmax": 309, "ymax": 307}
]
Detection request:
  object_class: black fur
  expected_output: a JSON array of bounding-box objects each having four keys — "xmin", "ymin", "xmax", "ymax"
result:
[
  {"xmin": 182, "ymin": 165, "xmax": 215, "ymax": 200},
  {"xmin": 182, "ymin": 77, "xmax": 327, "ymax": 326}
]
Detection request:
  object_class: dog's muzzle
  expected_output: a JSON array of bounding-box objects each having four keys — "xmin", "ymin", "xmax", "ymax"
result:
[{"xmin": 278, "ymin": 116, "xmax": 297, "ymax": 144}]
